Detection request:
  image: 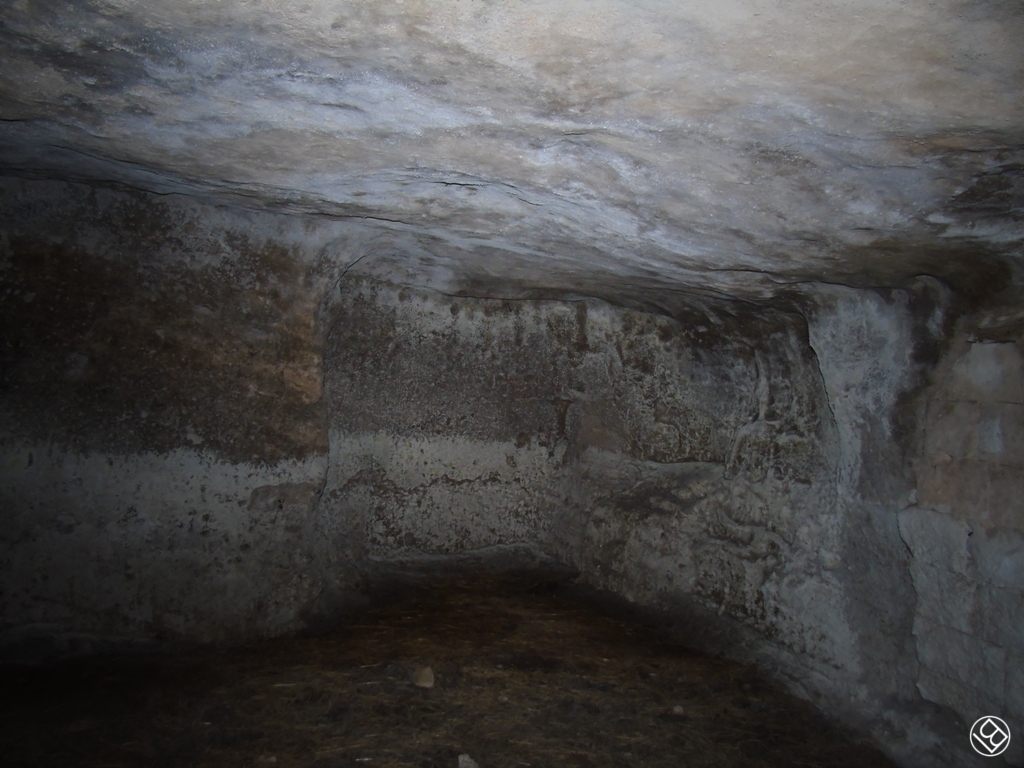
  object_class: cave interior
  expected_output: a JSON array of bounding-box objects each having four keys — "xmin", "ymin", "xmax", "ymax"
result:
[{"xmin": 1, "ymin": 2, "xmax": 1023, "ymax": 767}]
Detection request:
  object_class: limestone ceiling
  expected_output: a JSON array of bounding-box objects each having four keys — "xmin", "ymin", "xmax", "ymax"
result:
[{"xmin": 1, "ymin": 0, "xmax": 1022, "ymax": 302}]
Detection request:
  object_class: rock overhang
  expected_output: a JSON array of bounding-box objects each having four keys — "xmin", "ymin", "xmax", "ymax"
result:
[{"xmin": 1, "ymin": 0, "xmax": 1022, "ymax": 306}]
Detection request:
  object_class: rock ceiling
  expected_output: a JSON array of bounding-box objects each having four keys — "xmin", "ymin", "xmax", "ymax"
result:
[{"xmin": 1, "ymin": 0, "xmax": 1022, "ymax": 305}]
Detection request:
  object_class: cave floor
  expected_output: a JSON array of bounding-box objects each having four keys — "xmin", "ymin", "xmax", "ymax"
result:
[{"xmin": 0, "ymin": 576, "xmax": 893, "ymax": 768}]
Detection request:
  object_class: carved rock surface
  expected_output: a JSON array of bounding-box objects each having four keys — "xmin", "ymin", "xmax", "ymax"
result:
[
  {"xmin": 0, "ymin": 0, "xmax": 1021, "ymax": 306},
  {"xmin": 1, "ymin": 3, "xmax": 1023, "ymax": 768}
]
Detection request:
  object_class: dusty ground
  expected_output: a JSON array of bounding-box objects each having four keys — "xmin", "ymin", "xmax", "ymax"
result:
[{"xmin": 0, "ymin": 575, "xmax": 894, "ymax": 768}]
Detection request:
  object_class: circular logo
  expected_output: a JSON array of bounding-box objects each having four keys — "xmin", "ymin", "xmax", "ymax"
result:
[{"xmin": 971, "ymin": 716, "xmax": 1011, "ymax": 757}]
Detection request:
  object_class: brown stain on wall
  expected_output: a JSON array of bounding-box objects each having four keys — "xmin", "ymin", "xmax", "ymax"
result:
[{"xmin": 0, "ymin": 217, "xmax": 326, "ymax": 464}]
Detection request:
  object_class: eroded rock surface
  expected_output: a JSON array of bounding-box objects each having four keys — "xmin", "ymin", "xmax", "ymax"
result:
[
  {"xmin": 0, "ymin": 1, "xmax": 1022, "ymax": 305},
  {"xmin": 1, "ymin": 2, "xmax": 1023, "ymax": 767},
  {"xmin": 900, "ymin": 336, "xmax": 1024, "ymax": 766}
]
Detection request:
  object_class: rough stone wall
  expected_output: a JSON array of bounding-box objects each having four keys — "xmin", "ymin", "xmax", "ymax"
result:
[
  {"xmin": 565, "ymin": 309, "xmax": 849, "ymax": 677},
  {"xmin": 3, "ymin": 176, "xmax": 1019, "ymax": 766},
  {"xmin": 560, "ymin": 283, "xmax": 1002, "ymax": 767},
  {"xmin": 321, "ymin": 278, "xmax": 884, "ymax": 720},
  {"xmin": 321, "ymin": 280, "xmax": 578, "ymax": 559},
  {"xmin": 0, "ymin": 448, "xmax": 326, "ymax": 644},
  {"xmin": 318, "ymin": 276, "xmax": 1013, "ymax": 766},
  {"xmin": 806, "ymin": 286, "xmax": 929, "ymax": 691},
  {"xmin": 900, "ymin": 337, "xmax": 1024, "ymax": 766},
  {"xmin": 320, "ymin": 279, "xmax": 833, "ymax": 575},
  {"xmin": 0, "ymin": 178, "xmax": 346, "ymax": 644}
]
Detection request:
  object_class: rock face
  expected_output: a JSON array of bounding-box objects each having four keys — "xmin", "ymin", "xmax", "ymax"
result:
[
  {"xmin": 0, "ymin": 180, "xmax": 340, "ymax": 642},
  {"xmin": 900, "ymin": 338, "xmax": 1024, "ymax": 766},
  {"xmin": 0, "ymin": 2, "xmax": 1022, "ymax": 767},
  {"xmin": 0, "ymin": 0, "xmax": 1022, "ymax": 305}
]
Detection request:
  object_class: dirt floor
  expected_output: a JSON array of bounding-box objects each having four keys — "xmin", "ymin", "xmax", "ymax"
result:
[{"xmin": 0, "ymin": 574, "xmax": 895, "ymax": 768}]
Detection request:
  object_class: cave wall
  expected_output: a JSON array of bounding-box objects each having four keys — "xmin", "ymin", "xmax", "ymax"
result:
[
  {"xmin": 900, "ymin": 336, "xmax": 1024, "ymax": 765},
  {"xmin": 0, "ymin": 178, "xmax": 346, "ymax": 645},
  {"xmin": 561, "ymin": 286, "xmax": 938, "ymax": 763},
  {"xmin": 321, "ymin": 276, "xmax": 910, "ymax": 748},
  {"xmin": 319, "ymin": 276, "xmax": 998, "ymax": 766},
  {"xmin": 563, "ymin": 308, "xmax": 849, "ymax": 678},
  {"xmin": 320, "ymin": 279, "xmax": 830, "ymax": 578},
  {"xmin": 321, "ymin": 279, "xmax": 576, "ymax": 560},
  {"xmin": 2, "ymin": 176, "xmax": 1019, "ymax": 765}
]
